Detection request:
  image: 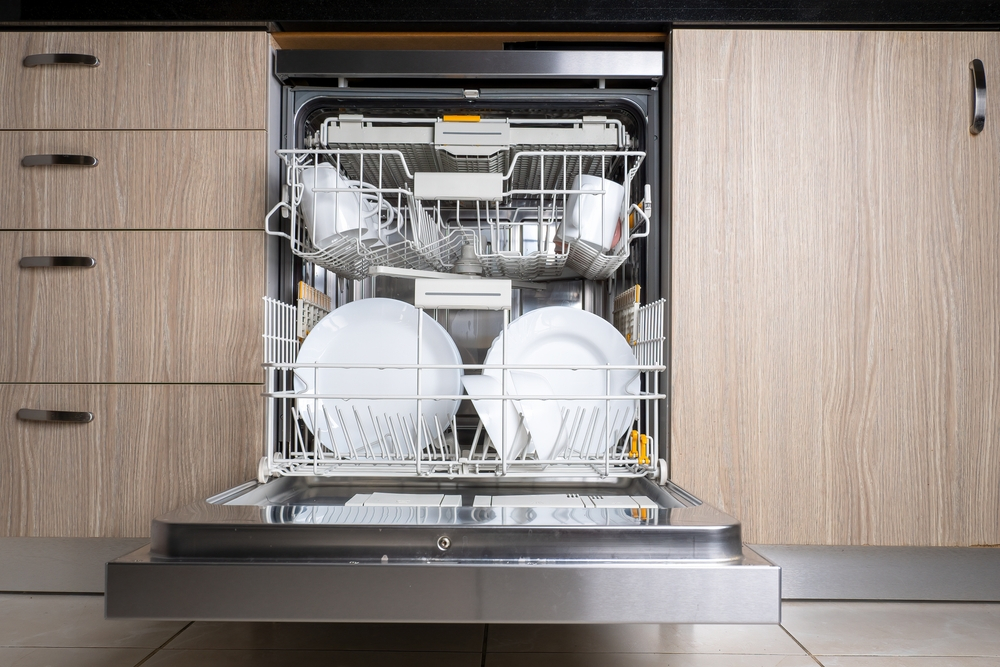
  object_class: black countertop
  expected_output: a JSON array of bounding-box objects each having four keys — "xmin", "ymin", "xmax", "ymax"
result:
[{"xmin": 2, "ymin": 0, "xmax": 1000, "ymax": 29}]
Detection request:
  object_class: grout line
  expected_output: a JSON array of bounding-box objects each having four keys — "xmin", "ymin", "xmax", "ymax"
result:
[
  {"xmin": 131, "ymin": 621, "xmax": 194, "ymax": 667},
  {"xmin": 481, "ymin": 624, "xmax": 490, "ymax": 667},
  {"xmin": 780, "ymin": 624, "xmax": 825, "ymax": 667}
]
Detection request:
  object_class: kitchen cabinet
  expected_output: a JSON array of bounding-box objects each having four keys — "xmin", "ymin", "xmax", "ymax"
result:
[
  {"xmin": 0, "ymin": 31, "xmax": 269, "ymax": 538},
  {"xmin": 0, "ymin": 32, "xmax": 268, "ymax": 130},
  {"xmin": 0, "ymin": 384, "xmax": 261, "ymax": 537},
  {"xmin": 0, "ymin": 131, "xmax": 267, "ymax": 230},
  {"xmin": 671, "ymin": 30, "xmax": 1000, "ymax": 546},
  {"xmin": 0, "ymin": 231, "xmax": 263, "ymax": 383}
]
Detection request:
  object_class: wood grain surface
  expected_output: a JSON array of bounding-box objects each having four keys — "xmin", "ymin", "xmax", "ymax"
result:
[
  {"xmin": 0, "ymin": 131, "xmax": 266, "ymax": 230},
  {"xmin": 0, "ymin": 32, "xmax": 268, "ymax": 130},
  {"xmin": 0, "ymin": 231, "xmax": 264, "ymax": 383},
  {"xmin": 671, "ymin": 31, "xmax": 1000, "ymax": 546},
  {"xmin": 0, "ymin": 384, "xmax": 261, "ymax": 538}
]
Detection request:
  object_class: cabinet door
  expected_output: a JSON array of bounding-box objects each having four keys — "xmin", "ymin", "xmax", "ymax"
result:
[
  {"xmin": 0, "ymin": 32, "xmax": 267, "ymax": 130},
  {"xmin": 0, "ymin": 231, "xmax": 263, "ymax": 383},
  {"xmin": 0, "ymin": 384, "xmax": 261, "ymax": 537},
  {"xmin": 671, "ymin": 31, "xmax": 1000, "ymax": 546},
  {"xmin": 0, "ymin": 131, "xmax": 266, "ymax": 230}
]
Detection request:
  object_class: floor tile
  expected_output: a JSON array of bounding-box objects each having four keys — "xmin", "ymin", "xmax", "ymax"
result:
[
  {"xmin": 165, "ymin": 622, "xmax": 484, "ymax": 651},
  {"xmin": 487, "ymin": 624, "xmax": 805, "ymax": 654},
  {"xmin": 819, "ymin": 658, "xmax": 1000, "ymax": 667},
  {"xmin": 781, "ymin": 602, "xmax": 1000, "ymax": 657},
  {"xmin": 486, "ymin": 654, "xmax": 819, "ymax": 667},
  {"xmin": 0, "ymin": 594, "xmax": 186, "ymax": 648},
  {"xmin": 0, "ymin": 647, "xmax": 152, "ymax": 667},
  {"xmin": 143, "ymin": 650, "xmax": 483, "ymax": 666}
]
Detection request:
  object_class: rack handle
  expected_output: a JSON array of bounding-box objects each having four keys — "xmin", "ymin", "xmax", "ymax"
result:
[
  {"xmin": 971, "ymin": 59, "xmax": 986, "ymax": 135},
  {"xmin": 16, "ymin": 408, "xmax": 93, "ymax": 423},
  {"xmin": 19, "ymin": 256, "xmax": 96, "ymax": 268},
  {"xmin": 23, "ymin": 53, "xmax": 100, "ymax": 68},
  {"xmin": 21, "ymin": 154, "xmax": 98, "ymax": 168}
]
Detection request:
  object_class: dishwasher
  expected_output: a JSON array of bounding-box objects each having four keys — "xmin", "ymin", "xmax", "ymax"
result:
[{"xmin": 105, "ymin": 47, "xmax": 781, "ymax": 623}]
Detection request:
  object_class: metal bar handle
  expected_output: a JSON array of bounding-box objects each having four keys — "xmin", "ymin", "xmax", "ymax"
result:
[
  {"xmin": 971, "ymin": 59, "xmax": 986, "ymax": 135},
  {"xmin": 23, "ymin": 53, "xmax": 100, "ymax": 68},
  {"xmin": 21, "ymin": 154, "xmax": 98, "ymax": 168},
  {"xmin": 16, "ymin": 408, "xmax": 93, "ymax": 423},
  {"xmin": 19, "ymin": 256, "xmax": 96, "ymax": 268}
]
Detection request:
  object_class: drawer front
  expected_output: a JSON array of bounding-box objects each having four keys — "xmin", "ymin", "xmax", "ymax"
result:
[
  {"xmin": 0, "ymin": 131, "xmax": 266, "ymax": 230},
  {"xmin": 0, "ymin": 32, "xmax": 267, "ymax": 130},
  {"xmin": 0, "ymin": 384, "xmax": 261, "ymax": 538},
  {"xmin": 0, "ymin": 231, "xmax": 263, "ymax": 383}
]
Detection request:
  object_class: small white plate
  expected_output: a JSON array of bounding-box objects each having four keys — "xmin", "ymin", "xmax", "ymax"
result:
[
  {"xmin": 461, "ymin": 374, "xmax": 531, "ymax": 460},
  {"xmin": 294, "ymin": 298, "xmax": 463, "ymax": 456}
]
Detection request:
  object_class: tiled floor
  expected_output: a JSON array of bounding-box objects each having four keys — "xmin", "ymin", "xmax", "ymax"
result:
[{"xmin": 0, "ymin": 594, "xmax": 998, "ymax": 667}]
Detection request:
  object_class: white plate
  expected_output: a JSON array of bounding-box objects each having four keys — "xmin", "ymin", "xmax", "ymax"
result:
[
  {"xmin": 483, "ymin": 307, "xmax": 640, "ymax": 460},
  {"xmin": 294, "ymin": 298, "xmax": 463, "ymax": 456},
  {"xmin": 461, "ymin": 374, "xmax": 532, "ymax": 460}
]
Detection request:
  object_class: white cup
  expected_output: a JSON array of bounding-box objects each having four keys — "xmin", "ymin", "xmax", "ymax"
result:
[
  {"xmin": 563, "ymin": 174, "xmax": 625, "ymax": 252},
  {"xmin": 299, "ymin": 164, "xmax": 390, "ymax": 248}
]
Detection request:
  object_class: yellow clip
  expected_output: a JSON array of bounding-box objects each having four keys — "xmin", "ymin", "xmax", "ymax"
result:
[
  {"xmin": 639, "ymin": 434, "xmax": 650, "ymax": 465},
  {"xmin": 443, "ymin": 114, "xmax": 481, "ymax": 122},
  {"xmin": 629, "ymin": 430, "xmax": 639, "ymax": 459}
]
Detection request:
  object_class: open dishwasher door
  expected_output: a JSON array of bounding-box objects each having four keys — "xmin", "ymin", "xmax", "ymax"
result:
[
  {"xmin": 107, "ymin": 476, "xmax": 779, "ymax": 623},
  {"xmin": 107, "ymin": 48, "xmax": 779, "ymax": 623}
]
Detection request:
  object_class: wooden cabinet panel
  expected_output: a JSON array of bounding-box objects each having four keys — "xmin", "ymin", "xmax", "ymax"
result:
[
  {"xmin": 0, "ymin": 131, "xmax": 266, "ymax": 230},
  {"xmin": 0, "ymin": 231, "xmax": 263, "ymax": 383},
  {"xmin": 0, "ymin": 384, "xmax": 261, "ymax": 538},
  {"xmin": 671, "ymin": 31, "xmax": 1000, "ymax": 546},
  {"xmin": 0, "ymin": 32, "xmax": 268, "ymax": 130}
]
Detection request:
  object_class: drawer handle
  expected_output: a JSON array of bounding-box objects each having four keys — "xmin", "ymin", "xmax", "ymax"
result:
[
  {"xmin": 21, "ymin": 154, "xmax": 98, "ymax": 168},
  {"xmin": 23, "ymin": 53, "xmax": 100, "ymax": 68},
  {"xmin": 19, "ymin": 256, "xmax": 96, "ymax": 268},
  {"xmin": 970, "ymin": 59, "xmax": 986, "ymax": 135},
  {"xmin": 17, "ymin": 408, "xmax": 93, "ymax": 424}
]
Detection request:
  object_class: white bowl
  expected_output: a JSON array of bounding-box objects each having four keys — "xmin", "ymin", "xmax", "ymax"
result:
[{"xmin": 563, "ymin": 174, "xmax": 625, "ymax": 251}]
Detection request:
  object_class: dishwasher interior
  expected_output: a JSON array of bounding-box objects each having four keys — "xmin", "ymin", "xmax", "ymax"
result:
[{"xmin": 106, "ymin": 49, "xmax": 780, "ymax": 623}]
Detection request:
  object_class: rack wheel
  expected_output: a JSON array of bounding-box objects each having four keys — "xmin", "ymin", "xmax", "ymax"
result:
[
  {"xmin": 258, "ymin": 457, "xmax": 271, "ymax": 484},
  {"xmin": 658, "ymin": 459, "xmax": 669, "ymax": 486}
]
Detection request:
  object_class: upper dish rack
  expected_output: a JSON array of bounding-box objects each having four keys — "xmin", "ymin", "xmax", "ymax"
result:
[
  {"xmin": 260, "ymin": 295, "xmax": 667, "ymax": 482},
  {"xmin": 265, "ymin": 115, "xmax": 651, "ymax": 282}
]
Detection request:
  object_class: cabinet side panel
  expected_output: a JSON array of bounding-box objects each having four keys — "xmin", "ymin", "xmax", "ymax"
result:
[{"xmin": 671, "ymin": 30, "xmax": 1000, "ymax": 546}]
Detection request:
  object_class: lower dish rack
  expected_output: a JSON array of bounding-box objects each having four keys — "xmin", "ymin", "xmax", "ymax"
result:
[{"xmin": 260, "ymin": 295, "xmax": 667, "ymax": 482}]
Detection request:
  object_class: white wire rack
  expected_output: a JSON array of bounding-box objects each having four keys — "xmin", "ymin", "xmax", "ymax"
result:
[
  {"xmin": 259, "ymin": 296, "xmax": 666, "ymax": 481},
  {"xmin": 265, "ymin": 141, "xmax": 651, "ymax": 282}
]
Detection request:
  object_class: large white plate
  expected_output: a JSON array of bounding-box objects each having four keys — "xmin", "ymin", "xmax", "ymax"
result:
[
  {"xmin": 294, "ymin": 298, "xmax": 463, "ymax": 456},
  {"xmin": 482, "ymin": 307, "xmax": 640, "ymax": 460}
]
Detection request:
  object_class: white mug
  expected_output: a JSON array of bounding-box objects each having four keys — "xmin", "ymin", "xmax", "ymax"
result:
[{"xmin": 562, "ymin": 174, "xmax": 625, "ymax": 252}]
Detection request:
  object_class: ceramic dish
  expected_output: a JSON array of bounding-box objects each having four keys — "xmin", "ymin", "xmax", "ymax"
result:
[
  {"xmin": 299, "ymin": 163, "xmax": 394, "ymax": 248},
  {"xmin": 294, "ymin": 298, "xmax": 463, "ymax": 456},
  {"xmin": 563, "ymin": 173, "xmax": 625, "ymax": 251},
  {"xmin": 482, "ymin": 306, "xmax": 639, "ymax": 460}
]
